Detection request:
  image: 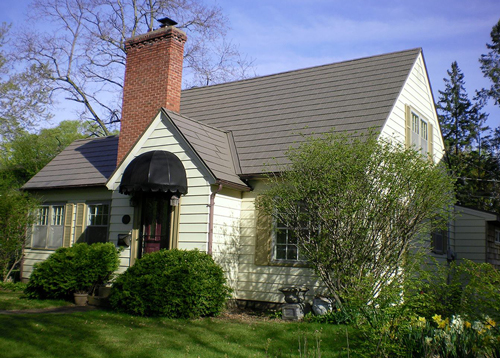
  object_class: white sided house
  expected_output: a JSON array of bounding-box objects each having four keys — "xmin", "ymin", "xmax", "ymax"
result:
[{"xmin": 22, "ymin": 21, "xmax": 448, "ymax": 304}]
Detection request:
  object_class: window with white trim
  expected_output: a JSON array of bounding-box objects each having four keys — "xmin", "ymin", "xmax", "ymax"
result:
[
  {"xmin": 273, "ymin": 215, "xmax": 309, "ymax": 262},
  {"xmin": 495, "ymin": 229, "xmax": 500, "ymax": 244},
  {"xmin": 86, "ymin": 203, "xmax": 110, "ymax": 244},
  {"xmin": 32, "ymin": 205, "xmax": 65, "ymax": 249},
  {"xmin": 411, "ymin": 112, "xmax": 428, "ymax": 155}
]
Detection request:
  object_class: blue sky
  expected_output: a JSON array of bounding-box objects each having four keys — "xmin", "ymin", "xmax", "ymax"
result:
[{"xmin": 1, "ymin": 0, "xmax": 500, "ymax": 128}]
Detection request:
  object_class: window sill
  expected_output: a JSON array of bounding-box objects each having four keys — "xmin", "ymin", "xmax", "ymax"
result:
[{"xmin": 270, "ymin": 260, "xmax": 310, "ymax": 268}]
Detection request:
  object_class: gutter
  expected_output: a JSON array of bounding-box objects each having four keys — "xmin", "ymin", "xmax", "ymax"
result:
[{"xmin": 207, "ymin": 183, "xmax": 223, "ymax": 256}]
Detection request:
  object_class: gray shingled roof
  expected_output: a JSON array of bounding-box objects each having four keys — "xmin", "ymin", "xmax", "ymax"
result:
[
  {"xmin": 23, "ymin": 136, "xmax": 118, "ymax": 189},
  {"xmin": 181, "ymin": 48, "xmax": 421, "ymax": 175},
  {"xmin": 166, "ymin": 110, "xmax": 248, "ymax": 188},
  {"xmin": 24, "ymin": 48, "xmax": 420, "ymax": 189}
]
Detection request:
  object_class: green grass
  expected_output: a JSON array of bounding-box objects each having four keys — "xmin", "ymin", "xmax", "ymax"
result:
[
  {"xmin": 0, "ymin": 290, "xmax": 73, "ymax": 311},
  {"xmin": 0, "ymin": 291, "xmax": 361, "ymax": 357}
]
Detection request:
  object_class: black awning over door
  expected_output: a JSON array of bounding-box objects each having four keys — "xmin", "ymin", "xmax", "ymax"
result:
[{"xmin": 119, "ymin": 151, "xmax": 188, "ymax": 195}]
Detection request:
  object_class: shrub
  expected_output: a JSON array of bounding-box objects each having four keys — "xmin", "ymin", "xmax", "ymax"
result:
[
  {"xmin": 25, "ymin": 243, "xmax": 119, "ymax": 300},
  {"xmin": 404, "ymin": 259, "xmax": 500, "ymax": 322},
  {"xmin": 0, "ymin": 281, "xmax": 27, "ymax": 292},
  {"xmin": 109, "ymin": 249, "xmax": 232, "ymax": 318}
]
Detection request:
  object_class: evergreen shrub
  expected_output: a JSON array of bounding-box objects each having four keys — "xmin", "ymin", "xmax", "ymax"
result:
[
  {"xmin": 25, "ymin": 243, "xmax": 119, "ymax": 300},
  {"xmin": 109, "ymin": 249, "xmax": 232, "ymax": 318}
]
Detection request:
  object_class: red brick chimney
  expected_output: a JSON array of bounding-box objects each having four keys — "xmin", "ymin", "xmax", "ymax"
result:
[{"xmin": 117, "ymin": 21, "xmax": 187, "ymax": 165}]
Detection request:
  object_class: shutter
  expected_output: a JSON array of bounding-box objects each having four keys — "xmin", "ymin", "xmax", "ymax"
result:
[
  {"xmin": 254, "ymin": 206, "xmax": 272, "ymax": 266},
  {"xmin": 74, "ymin": 203, "xmax": 86, "ymax": 243},
  {"xmin": 405, "ymin": 105, "xmax": 411, "ymax": 149},
  {"xmin": 428, "ymin": 122, "xmax": 434, "ymax": 161},
  {"xmin": 62, "ymin": 203, "xmax": 74, "ymax": 247}
]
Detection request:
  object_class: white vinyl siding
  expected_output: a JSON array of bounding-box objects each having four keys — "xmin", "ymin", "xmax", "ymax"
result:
[
  {"xmin": 212, "ymin": 188, "xmax": 242, "ymax": 293},
  {"xmin": 237, "ymin": 180, "xmax": 323, "ymax": 303},
  {"xmin": 106, "ymin": 112, "xmax": 213, "ymax": 272}
]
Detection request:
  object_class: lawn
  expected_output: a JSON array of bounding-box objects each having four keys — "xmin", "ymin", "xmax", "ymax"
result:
[
  {"xmin": 0, "ymin": 291, "xmax": 361, "ymax": 357},
  {"xmin": 0, "ymin": 290, "xmax": 72, "ymax": 311}
]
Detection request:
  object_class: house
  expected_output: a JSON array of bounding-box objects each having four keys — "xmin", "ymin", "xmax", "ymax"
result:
[
  {"xmin": 430, "ymin": 205, "xmax": 500, "ymax": 269},
  {"xmin": 21, "ymin": 21, "xmax": 446, "ymax": 304}
]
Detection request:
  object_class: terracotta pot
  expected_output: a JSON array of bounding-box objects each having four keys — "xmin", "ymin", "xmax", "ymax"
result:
[{"xmin": 73, "ymin": 293, "xmax": 88, "ymax": 306}]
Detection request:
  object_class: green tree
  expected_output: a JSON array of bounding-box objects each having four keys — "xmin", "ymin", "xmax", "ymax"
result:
[
  {"xmin": 437, "ymin": 62, "xmax": 500, "ymax": 212},
  {"xmin": 480, "ymin": 18, "xmax": 500, "ymax": 106},
  {"xmin": 257, "ymin": 131, "xmax": 455, "ymax": 310},
  {"xmin": 0, "ymin": 120, "xmax": 88, "ymax": 185},
  {"xmin": 0, "ymin": 186, "xmax": 39, "ymax": 282}
]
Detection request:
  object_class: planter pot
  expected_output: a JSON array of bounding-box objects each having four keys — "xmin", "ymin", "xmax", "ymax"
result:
[
  {"xmin": 279, "ymin": 286, "xmax": 309, "ymax": 304},
  {"xmin": 73, "ymin": 293, "xmax": 88, "ymax": 306}
]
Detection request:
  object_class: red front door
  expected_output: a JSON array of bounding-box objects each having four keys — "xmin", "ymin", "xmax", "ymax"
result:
[{"xmin": 140, "ymin": 195, "xmax": 171, "ymax": 256}]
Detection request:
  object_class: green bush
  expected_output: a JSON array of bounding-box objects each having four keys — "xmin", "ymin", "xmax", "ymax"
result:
[
  {"xmin": 404, "ymin": 259, "xmax": 500, "ymax": 322},
  {"xmin": 0, "ymin": 281, "xmax": 27, "ymax": 292},
  {"xmin": 109, "ymin": 249, "xmax": 232, "ymax": 318},
  {"xmin": 25, "ymin": 243, "xmax": 119, "ymax": 300}
]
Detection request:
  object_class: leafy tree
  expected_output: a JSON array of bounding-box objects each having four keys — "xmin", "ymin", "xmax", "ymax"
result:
[
  {"xmin": 257, "ymin": 131, "xmax": 455, "ymax": 310},
  {"xmin": 16, "ymin": 0, "xmax": 255, "ymax": 136},
  {"xmin": 0, "ymin": 120, "xmax": 88, "ymax": 185},
  {"xmin": 480, "ymin": 18, "xmax": 500, "ymax": 106},
  {"xmin": 0, "ymin": 23, "xmax": 52, "ymax": 139},
  {"xmin": 0, "ymin": 185, "xmax": 39, "ymax": 282}
]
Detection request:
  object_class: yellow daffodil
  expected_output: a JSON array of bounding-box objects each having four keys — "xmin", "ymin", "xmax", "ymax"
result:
[{"xmin": 465, "ymin": 321, "xmax": 472, "ymax": 329}]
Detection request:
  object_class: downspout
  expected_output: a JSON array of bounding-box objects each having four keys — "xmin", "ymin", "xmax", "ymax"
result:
[{"xmin": 208, "ymin": 183, "xmax": 223, "ymax": 256}]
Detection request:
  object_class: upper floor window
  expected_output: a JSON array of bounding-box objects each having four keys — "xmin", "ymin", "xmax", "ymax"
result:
[
  {"xmin": 86, "ymin": 203, "xmax": 110, "ymax": 244},
  {"xmin": 32, "ymin": 204, "xmax": 65, "ymax": 249},
  {"xmin": 411, "ymin": 112, "xmax": 428, "ymax": 155}
]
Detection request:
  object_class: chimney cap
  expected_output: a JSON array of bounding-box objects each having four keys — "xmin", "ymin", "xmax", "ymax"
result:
[{"xmin": 158, "ymin": 17, "xmax": 178, "ymax": 27}]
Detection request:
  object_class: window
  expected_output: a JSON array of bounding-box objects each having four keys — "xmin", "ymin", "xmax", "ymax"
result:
[
  {"xmin": 495, "ymin": 229, "xmax": 500, "ymax": 244},
  {"xmin": 411, "ymin": 112, "xmax": 428, "ymax": 155},
  {"xmin": 431, "ymin": 229, "xmax": 447, "ymax": 255},
  {"xmin": 273, "ymin": 217, "xmax": 308, "ymax": 262},
  {"xmin": 86, "ymin": 203, "xmax": 110, "ymax": 244},
  {"xmin": 32, "ymin": 205, "xmax": 65, "ymax": 249}
]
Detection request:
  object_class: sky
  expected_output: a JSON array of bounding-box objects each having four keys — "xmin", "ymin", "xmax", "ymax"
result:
[{"xmin": 1, "ymin": 0, "xmax": 500, "ymax": 128}]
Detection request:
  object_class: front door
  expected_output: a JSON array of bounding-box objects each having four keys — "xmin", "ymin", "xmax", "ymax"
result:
[{"xmin": 140, "ymin": 194, "xmax": 172, "ymax": 256}]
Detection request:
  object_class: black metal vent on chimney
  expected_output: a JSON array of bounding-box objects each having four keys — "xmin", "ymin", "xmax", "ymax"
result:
[{"xmin": 158, "ymin": 17, "xmax": 177, "ymax": 28}]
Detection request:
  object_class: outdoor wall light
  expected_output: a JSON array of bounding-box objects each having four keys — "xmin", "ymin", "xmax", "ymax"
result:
[{"xmin": 170, "ymin": 195, "xmax": 179, "ymax": 207}]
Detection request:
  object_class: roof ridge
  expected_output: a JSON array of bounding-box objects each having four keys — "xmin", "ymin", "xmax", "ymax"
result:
[
  {"xmin": 182, "ymin": 48, "xmax": 421, "ymax": 93},
  {"xmin": 163, "ymin": 108, "xmax": 229, "ymax": 133}
]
